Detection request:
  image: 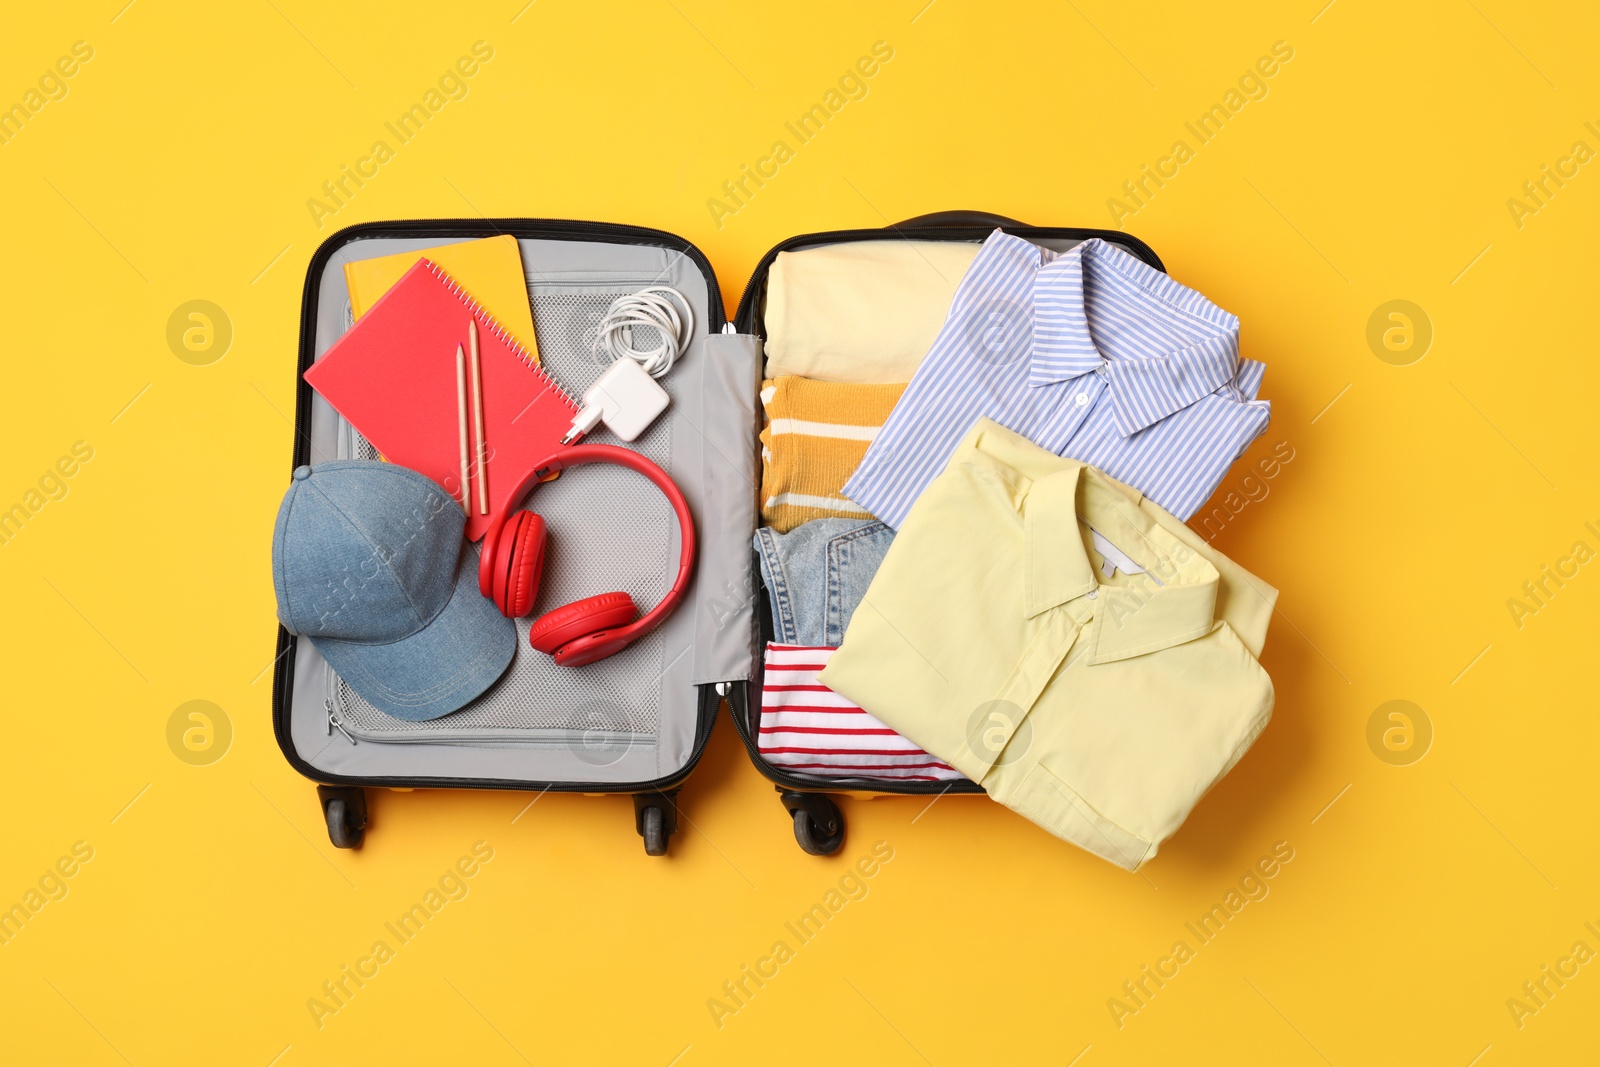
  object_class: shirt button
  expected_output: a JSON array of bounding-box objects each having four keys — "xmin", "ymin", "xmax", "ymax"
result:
[
  {"xmin": 1087, "ymin": 589, "xmax": 1098, "ymax": 599},
  {"xmin": 1075, "ymin": 392, "xmax": 1089, "ymax": 407}
]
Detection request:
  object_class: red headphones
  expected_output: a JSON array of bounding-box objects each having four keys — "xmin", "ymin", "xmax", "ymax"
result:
[{"xmin": 478, "ymin": 445, "xmax": 696, "ymax": 667}]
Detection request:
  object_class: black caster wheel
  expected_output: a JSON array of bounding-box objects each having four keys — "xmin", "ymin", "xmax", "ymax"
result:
[
  {"xmin": 317, "ymin": 785, "xmax": 367, "ymax": 850},
  {"xmin": 784, "ymin": 793, "xmax": 845, "ymax": 855},
  {"xmin": 641, "ymin": 806, "xmax": 667, "ymax": 856},
  {"xmin": 633, "ymin": 792, "xmax": 679, "ymax": 857}
]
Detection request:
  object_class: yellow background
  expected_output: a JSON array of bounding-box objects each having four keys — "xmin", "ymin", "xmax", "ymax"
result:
[{"xmin": 2, "ymin": 1, "xmax": 1596, "ymax": 1063}]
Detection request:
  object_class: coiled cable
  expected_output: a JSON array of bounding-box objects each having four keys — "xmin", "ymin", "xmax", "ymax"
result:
[{"xmin": 592, "ymin": 286, "xmax": 694, "ymax": 379}]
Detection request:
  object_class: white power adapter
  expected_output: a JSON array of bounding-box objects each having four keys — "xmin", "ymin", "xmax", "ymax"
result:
[{"xmin": 562, "ymin": 357, "xmax": 671, "ymax": 443}]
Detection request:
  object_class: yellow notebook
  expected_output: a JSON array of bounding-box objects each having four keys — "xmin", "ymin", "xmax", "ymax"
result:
[{"xmin": 343, "ymin": 234, "xmax": 541, "ymax": 361}]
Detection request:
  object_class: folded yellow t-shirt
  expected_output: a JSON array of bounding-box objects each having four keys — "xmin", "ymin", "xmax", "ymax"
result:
[
  {"xmin": 760, "ymin": 377, "xmax": 906, "ymax": 532},
  {"xmin": 763, "ymin": 240, "xmax": 981, "ymax": 383}
]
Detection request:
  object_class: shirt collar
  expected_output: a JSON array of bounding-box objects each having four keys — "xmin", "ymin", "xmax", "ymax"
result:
[
  {"xmin": 1021, "ymin": 463, "xmax": 1219, "ymax": 663},
  {"xmin": 1027, "ymin": 237, "xmax": 1243, "ymax": 437}
]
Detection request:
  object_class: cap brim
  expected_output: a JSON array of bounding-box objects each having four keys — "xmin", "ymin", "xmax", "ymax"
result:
[{"xmin": 313, "ymin": 552, "xmax": 516, "ymax": 722}]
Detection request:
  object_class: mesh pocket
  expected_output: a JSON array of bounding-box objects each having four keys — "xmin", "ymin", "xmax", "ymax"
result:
[{"xmin": 331, "ymin": 288, "xmax": 673, "ymax": 741}]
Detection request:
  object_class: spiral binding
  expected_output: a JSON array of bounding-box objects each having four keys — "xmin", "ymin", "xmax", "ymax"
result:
[{"xmin": 423, "ymin": 260, "xmax": 579, "ymax": 412}]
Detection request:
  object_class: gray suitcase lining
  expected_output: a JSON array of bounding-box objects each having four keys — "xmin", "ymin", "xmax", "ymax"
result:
[{"xmin": 284, "ymin": 235, "xmax": 758, "ymax": 786}]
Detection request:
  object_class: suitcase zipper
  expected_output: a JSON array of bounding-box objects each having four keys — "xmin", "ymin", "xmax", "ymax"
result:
[
  {"xmin": 324, "ymin": 667, "xmax": 654, "ymax": 748},
  {"xmin": 328, "ymin": 727, "xmax": 653, "ymax": 748},
  {"xmin": 327, "ymin": 704, "xmax": 652, "ymax": 748},
  {"xmin": 326, "ymin": 699, "xmax": 357, "ymax": 745}
]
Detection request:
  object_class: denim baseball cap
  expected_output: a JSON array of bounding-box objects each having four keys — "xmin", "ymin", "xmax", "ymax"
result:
[{"xmin": 272, "ymin": 461, "xmax": 514, "ymax": 721}]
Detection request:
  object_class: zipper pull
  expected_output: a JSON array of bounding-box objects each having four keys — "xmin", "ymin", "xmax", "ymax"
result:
[{"xmin": 325, "ymin": 700, "xmax": 357, "ymax": 745}]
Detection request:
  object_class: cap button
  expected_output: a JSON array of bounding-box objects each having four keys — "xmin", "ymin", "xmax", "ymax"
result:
[{"xmin": 292, "ymin": 465, "xmax": 312, "ymax": 481}]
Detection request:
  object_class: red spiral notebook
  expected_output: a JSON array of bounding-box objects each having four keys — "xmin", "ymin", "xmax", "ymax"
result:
[{"xmin": 304, "ymin": 258, "xmax": 580, "ymax": 541}]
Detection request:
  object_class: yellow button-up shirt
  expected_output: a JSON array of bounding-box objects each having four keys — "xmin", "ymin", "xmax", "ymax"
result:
[{"xmin": 820, "ymin": 419, "xmax": 1277, "ymax": 869}]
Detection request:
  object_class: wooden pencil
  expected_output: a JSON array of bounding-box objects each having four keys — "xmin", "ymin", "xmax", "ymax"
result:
[
  {"xmin": 455, "ymin": 344, "xmax": 470, "ymax": 508},
  {"xmin": 469, "ymin": 318, "xmax": 488, "ymax": 514}
]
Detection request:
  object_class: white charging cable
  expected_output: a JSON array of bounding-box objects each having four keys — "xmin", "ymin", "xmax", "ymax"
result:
[
  {"xmin": 564, "ymin": 287, "xmax": 694, "ymax": 444},
  {"xmin": 591, "ymin": 286, "xmax": 694, "ymax": 379}
]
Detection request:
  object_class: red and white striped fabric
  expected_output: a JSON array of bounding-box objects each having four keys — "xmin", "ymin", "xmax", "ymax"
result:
[{"xmin": 758, "ymin": 643, "xmax": 965, "ymax": 782}]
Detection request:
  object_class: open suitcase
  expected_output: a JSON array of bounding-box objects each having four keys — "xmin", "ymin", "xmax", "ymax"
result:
[{"xmin": 271, "ymin": 210, "xmax": 1162, "ymax": 857}]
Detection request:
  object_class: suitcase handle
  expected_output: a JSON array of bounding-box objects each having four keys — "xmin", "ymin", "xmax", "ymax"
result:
[{"xmin": 891, "ymin": 210, "xmax": 1028, "ymax": 229}]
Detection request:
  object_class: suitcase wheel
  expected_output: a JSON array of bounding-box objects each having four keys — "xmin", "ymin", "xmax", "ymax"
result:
[
  {"xmin": 641, "ymin": 806, "xmax": 668, "ymax": 856},
  {"xmin": 317, "ymin": 785, "xmax": 367, "ymax": 850},
  {"xmin": 782, "ymin": 792, "xmax": 845, "ymax": 856},
  {"xmin": 633, "ymin": 792, "xmax": 680, "ymax": 857}
]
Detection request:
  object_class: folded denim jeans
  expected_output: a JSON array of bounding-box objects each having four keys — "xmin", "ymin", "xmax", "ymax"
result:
[{"xmin": 754, "ymin": 518, "xmax": 895, "ymax": 647}]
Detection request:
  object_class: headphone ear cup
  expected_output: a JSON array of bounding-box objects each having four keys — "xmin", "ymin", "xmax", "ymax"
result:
[
  {"xmin": 491, "ymin": 511, "xmax": 545, "ymax": 618},
  {"xmin": 528, "ymin": 591, "xmax": 637, "ymax": 654},
  {"xmin": 489, "ymin": 512, "xmax": 522, "ymax": 614},
  {"xmin": 478, "ymin": 513, "xmax": 504, "ymax": 599},
  {"xmin": 502, "ymin": 512, "xmax": 546, "ymax": 618}
]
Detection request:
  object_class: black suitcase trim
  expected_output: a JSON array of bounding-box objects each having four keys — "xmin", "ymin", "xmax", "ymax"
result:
[
  {"xmin": 271, "ymin": 217, "xmax": 729, "ymax": 796},
  {"xmin": 732, "ymin": 214, "xmax": 1164, "ymax": 333}
]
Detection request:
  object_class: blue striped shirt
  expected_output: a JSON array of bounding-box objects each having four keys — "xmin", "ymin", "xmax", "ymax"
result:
[{"xmin": 844, "ymin": 231, "xmax": 1270, "ymax": 527}]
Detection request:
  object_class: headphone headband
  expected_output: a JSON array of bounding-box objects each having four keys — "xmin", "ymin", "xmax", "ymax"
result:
[{"xmin": 491, "ymin": 444, "xmax": 696, "ymax": 655}]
